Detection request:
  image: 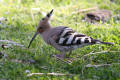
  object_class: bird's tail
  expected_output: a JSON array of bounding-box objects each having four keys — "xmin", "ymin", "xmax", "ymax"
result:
[
  {"xmin": 99, "ymin": 41, "xmax": 114, "ymax": 45},
  {"xmin": 93, "ymin": 39, "xmax": 114, "ymax": 45}
]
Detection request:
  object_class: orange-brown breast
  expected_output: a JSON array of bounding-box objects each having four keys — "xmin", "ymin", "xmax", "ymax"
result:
[{"xmin": 37, "ymin": 27, "xmax": 45, "ymax": 33}]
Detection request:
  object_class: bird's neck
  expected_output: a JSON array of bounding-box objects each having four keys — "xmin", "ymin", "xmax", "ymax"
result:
[
  {"xmin": 40, "ymin": 26, "xmax": 53, "ymax": 44},
  {"xmin": 41, "ymin": 24, "xmax": 53, "ymax": 35},
  {"xmin": 45, "ymin": 25, "xmax": 52, "ymax": 32}
]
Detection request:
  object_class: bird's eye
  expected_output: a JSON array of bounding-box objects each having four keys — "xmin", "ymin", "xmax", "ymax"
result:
[
  {"xmin": 42, "ymin": 18, "xmax": 45, "ymax": 20},
  {"xmin": 39, "ymin": 27, "xmax": 43, "ymax": 29}
]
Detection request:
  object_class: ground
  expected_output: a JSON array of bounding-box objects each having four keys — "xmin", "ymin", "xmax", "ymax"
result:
[{"xmin": 0, "ymin": 0, "xmax": 120, "ymax": 80}]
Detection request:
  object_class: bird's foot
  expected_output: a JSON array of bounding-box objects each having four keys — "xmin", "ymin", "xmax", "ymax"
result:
[
  {"xmin": 52, "ymin": 54, "xmax": 74, "ymax": 64},
  {"xmin": 55, "ymin": 53, "xmax": 65, "ymax": 59},
  {"xmin": 65, "ymin": 58, "xmax": 74, "ymax": 63}
]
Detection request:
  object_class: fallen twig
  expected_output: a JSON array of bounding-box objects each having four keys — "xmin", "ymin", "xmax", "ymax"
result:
[
  {"xmin": 72, "ymin": 7, "xmax": 98, "ymax": 14},
  {"xmin": 10, "ymin": 59, "xmax": 35, "ymax": 64},
  {"xmin": 82, "ymin": 51, "xmax": 120, "ymax": 58},
  {"xmin": 27, "ymin": 72, "xmax": 72, "ymax": 77},
  {"xmin": 0, "ymin": 40, "xmax": 24, "ymax": 47},
  {"xmin": 86, "ymin": 63, "xmax": 120, "ymax": 68}
]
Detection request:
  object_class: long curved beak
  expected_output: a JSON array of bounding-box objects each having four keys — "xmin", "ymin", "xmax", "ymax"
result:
[{"xmin": 28, "ymin": 32, "xmax": 39, "ymax": 48}]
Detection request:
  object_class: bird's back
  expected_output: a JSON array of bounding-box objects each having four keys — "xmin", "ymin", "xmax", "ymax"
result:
[
  {"xmin": 47, "ymin": 27, "xmax": 96, "ymax": 51},
  {"xmin": 56, "ymin": 27, "xmax": 95, "ymax": 45},
  {"xmin": 45, "ymin": 26, "xmax": 113, "ymax": 51}
]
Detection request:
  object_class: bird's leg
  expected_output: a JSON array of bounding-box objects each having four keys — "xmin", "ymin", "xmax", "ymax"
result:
[
  {"xmin": 67, "ymin": 51, "xmax": 72, "ymax": 58},
  {"xmin": 66, "ymin": 51, "xmax": 75, "ymax": 63},
  {"xmin": 55, "ymin": 52, "xmax": 66, "ymax": 59},
  {"xmin": 53, "ymin": 52, "xmax": 74, "ymax": 64}
]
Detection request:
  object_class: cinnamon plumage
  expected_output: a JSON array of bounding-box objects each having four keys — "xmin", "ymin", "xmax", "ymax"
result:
[{"xmin": 28, "ymin": 9, "xmax": 114, "ymax": 59}]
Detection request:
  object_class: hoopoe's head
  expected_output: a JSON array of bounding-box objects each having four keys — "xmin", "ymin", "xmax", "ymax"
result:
[
  {"xmin": 28, "ymin": 9, "xmax": 54, "ymax": 48},
  {"xmin": 37, "ymin": 9, "xmax": 53, "ymax": 33}
]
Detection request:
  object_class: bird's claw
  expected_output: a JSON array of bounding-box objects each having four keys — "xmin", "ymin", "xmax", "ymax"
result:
[{"xmin": 52, "ymin": 54, "xmax": 74, "ymax": 64}]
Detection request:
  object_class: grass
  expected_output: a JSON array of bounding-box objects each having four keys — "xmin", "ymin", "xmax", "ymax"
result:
[{"xmin": 0, "ymin": 0, "xmax": 120, "ymax": 80}]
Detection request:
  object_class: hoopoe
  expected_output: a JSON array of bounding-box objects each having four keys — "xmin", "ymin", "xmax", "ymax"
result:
[{"xmin": 28, "ymin": 9, "xmax": 114, "ymax": 59}]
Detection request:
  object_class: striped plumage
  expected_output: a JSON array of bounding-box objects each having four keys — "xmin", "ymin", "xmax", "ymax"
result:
[
  {"xmin": 41, "ymin": 26, "xmax": 114, "ymax": 55},
  {"xmin": 56, "ymin": 27, "xmax": 94, "ymax": 46},
  {"xmin": 28, "ymin": 9, "xmax": 114, "ymax": 59}
]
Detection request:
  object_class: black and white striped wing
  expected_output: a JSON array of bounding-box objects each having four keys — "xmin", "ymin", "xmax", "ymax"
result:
[{"xmin": 56, "ymin": 27, "xmax": 95, "ymax": 46}]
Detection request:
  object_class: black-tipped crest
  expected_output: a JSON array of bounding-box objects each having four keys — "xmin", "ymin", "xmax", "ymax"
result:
[{"xmin": 47, "ymin": 9, "xmax": 54, "ymax": 17}]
